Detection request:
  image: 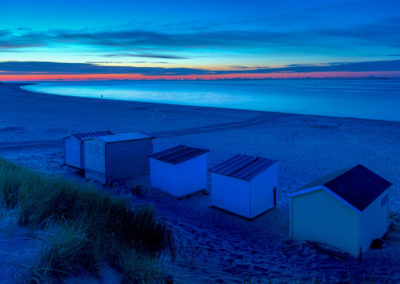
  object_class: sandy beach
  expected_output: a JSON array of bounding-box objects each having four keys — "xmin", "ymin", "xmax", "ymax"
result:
[{"xmin": 1, "ymin": 82, "xmax": 400, "ymax": 282}]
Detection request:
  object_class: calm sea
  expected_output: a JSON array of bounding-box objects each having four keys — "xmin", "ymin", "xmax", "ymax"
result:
[{"xmin": 23, "ymin": 79, "xmax": 400, "ymax": 122}]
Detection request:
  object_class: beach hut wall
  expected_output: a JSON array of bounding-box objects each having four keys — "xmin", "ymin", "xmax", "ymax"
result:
[
  {"xmin": 63, "ymin": 130, "xmax": 113, "ymax": 169},
  {"xmin": 84, "ymin": 132, "xmax": 153, "ymax": 184},
  {"xmin": 290, "ymin": 164, "xmax": 392, "ymax": 258},
  {"xmin": 149, "ymin": 145, "xmax": 209, "ymax": 198},
  {"xmin": 210, "ymin": 154, "xmax": 278, "ymax": 219}
]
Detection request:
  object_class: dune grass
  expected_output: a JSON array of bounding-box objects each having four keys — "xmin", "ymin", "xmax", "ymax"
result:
[{"xmin": 0, "ymin": 158, "xmax": 173, "ymax": 282}]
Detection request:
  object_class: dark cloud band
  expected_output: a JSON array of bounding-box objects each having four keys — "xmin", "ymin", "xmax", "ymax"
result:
[{"xmin": 1, "ymin": 60, "xmax": 399, "ymax": 76}]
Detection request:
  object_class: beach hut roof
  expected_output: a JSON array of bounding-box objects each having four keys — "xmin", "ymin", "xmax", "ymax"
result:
[
  {"xmin": 150, "ymin": 145, "xmax": 209, "ymax": 165},
  {"xmin": 94, "ymin": 132, "xmax": 152, "ymax": 143},
  {"xmin": 71, "ymin": 130, "xmax": 113, "ymax": 141},
  {"xmin": 296, "ymin": 164, "xmax": 392, "ymax": 211},
  {"xmin": 210, "ymin": 154, "xmax": 277, "ymax": 181}
]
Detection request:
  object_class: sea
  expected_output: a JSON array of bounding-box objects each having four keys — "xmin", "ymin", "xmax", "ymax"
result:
[{"xmin": 23, "ymin": 79, "xmax": 400, "ymax": 122}]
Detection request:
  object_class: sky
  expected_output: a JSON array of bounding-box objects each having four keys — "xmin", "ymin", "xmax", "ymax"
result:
[{"xmin": 0, "ymin": 0, "xmax": 400, "ymax": 81}]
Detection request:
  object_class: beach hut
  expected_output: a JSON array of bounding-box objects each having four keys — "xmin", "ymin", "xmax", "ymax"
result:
[
  {"xmin": 290, "ymin": 164, "xmax": 392, "ymax": 258},
  {"xmin": 84, "ymin": 132, "xmax": 153, "ymax": 184},
  {"xmin": 63, "ymin": 130, "xmax": 113, "ymax": 170},
  {"xmin": 210, "ymin": 154, "xmax": 278, "ymax": 219},
  {"xmin": 149, "ymin": 145, "xmax": 209, "ymax": 198}
]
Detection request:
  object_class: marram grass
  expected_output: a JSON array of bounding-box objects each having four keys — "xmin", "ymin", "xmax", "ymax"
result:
[{"xmin": 0, "ymin": 158, "xmax": 173, "ymax": 283}]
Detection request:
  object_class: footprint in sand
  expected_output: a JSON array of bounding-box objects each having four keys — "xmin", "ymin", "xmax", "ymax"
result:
[
  {"xmin": 225, "ymin": 258, "xmax": 234, "ymax": 264},
  {"xmin": 234, "ymin": 263, "xmax": 250, "ymax": 270},
  {"xmin": 222, "ymin": 267, "xmax": 235, "ymax": 274},
  {"xmin": 250, "ymin": 249, "xmax": 258, "ymax": 255},
  {"xmin": 252, "ymin": 265, "xmax": 268, "ymax": 273},
  {"xmin": 251, "ymin": 259, "xmax": 265, "ymax": 265},
  {"xmin": 229, "ymin": 253, "xmax": 244, "ymax": 260}
]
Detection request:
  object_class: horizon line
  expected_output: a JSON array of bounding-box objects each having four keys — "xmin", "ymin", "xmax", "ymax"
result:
[{"xmin": 1, "ymin": 71, "xmax": 400, "ymax": 82}]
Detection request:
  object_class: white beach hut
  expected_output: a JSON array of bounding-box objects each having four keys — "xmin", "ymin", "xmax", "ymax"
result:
[
  {"xmin": 149, "ymin": 145, "xmax": 209, "ymax": 198},
  {"xmin": 290, "ymin": 164, "xmax": 392, "ymax": 258},
  {"xmin": 63, "ymin": 131, "xmax": 113, "ymax": 170},
  {"xmin": 210, "ymin": 154, "xmax": 278, "ymax": 219},
  {"xmin": 84, "ymin": 132, "xmax": 153, "ymax": 184}
]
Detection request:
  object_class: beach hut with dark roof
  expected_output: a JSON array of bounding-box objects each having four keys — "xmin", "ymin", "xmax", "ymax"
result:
[
  {"xmin": 63, "ymin": 130, "xmax": 113, "ymax": 170},
  {"xmin": 149, "ymin": 145, "xmax": 209, "ymax": 198},
  {"xmin": 210, "ymin": 154, "xmax": 278, "ymax": 219},
  {"xmin": 290, "ymin": 164, "xmax": 392, "ymax": 258},
  {"xmin": 84, "ymin": 132, "xmax": 153, "ymax": 184}
]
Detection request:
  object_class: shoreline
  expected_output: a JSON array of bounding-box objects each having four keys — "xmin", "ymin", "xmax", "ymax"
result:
[
  {"xmin": 1, "ymin": 81, "xmax": 400, "ymax": 282},
  {"xmin": 18, "ymin": 81, "xmax": 400, "ymax": 125}
]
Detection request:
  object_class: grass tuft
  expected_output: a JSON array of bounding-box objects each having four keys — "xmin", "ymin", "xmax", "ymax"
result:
[
  {"xmin": 119, "ymin": 249, "xmax": 168, "ymax": 284},
  {"xmin": 30, "ymin": 222, "xmax": 100, "ymax": 282},
  {"xmin": 0, "ymin": 158, "xmax": 173, "ymax": 282}
]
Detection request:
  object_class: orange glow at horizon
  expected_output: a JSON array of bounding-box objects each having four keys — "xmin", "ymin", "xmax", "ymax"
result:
[{"xmin": 1, "ymin": 71, "xmax": 400, "ymax": 81}]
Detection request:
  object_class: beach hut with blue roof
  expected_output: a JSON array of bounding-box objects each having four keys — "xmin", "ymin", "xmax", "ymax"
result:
[
  {"xmin": 210, "ymin": 154, "xmax": 278, "ymax": 219},
  {"xmin": 149, "ymin": 144, "xmax": 209, "ymax": 198},
  {"xmin": 84, "ymin": 132, "xmax": 153, "ymax": 184},
  {"xmin": 63, "ymin": 130, "xmax": 113, "ymax": 170},
  {"xmin": 290, "ymin": 164, "xmax": 392, "ymax": 258}
]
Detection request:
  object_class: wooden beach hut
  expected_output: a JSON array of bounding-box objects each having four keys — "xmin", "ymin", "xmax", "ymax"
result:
[
  {"xmin": 63, "ymin": 130, "xmax": 113, "ymax": 170},
  {"xmin": 84, "ymin": 132, "xmax": 153, "ymax": 184},
  {"xmin": 210, "ymin": 154, "xmax": 278, "ymax": 219},
  {"xmin": 290, "ymin": 164, "xmax": 392, "ymax": 258},
  {"xmin": 149, "ymin": 145, "xmax": 209, "ymax": 198}
]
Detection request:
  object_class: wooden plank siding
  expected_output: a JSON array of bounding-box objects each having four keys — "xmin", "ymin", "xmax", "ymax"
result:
[
  {"xmin": 249, "ymin": 163, "xmax": 278, "ymax": 217},
  {"xmin": 84, "ymin": 139, "xmax": 106, "ymax": 183},
  {"xmin": 211, "ymin": 163, "xmax": 278, "ymax": 219},
  {"xmin": 84, "ymin": 137, "xmax": 153, "ymax": 184},
  {"xmin": 291, "ymin": 189, "xmax": 360, "ymax": 257},
  {"xmin": 105, "ymin": 139, "xmax": 152, "ymax": 181},
  {"xmin": 359, "ymin": 190, "xmax": 390, "ymax": 252},
  {"xmin": 150, "ymin": 159, "xmax": 178, "ymax": 195},
  {"xmin": 211, "ymin": 173, "xmax": 251, "ymax": 218},
  {"xmin": 64, "ymin": 137, "xmax": 82, "ymax": 169},
  {"xmin": 150, "ymin": 154, "xmax": 208, "ymax": 198}
]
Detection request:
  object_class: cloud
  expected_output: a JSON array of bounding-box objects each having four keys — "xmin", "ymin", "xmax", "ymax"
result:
[
  {"xmin": 104, "ymin": 52, "xmax": 188, "ymax": 59},
  {"xmin": 1, "ymin": 59, "xmax": 399, "ymax": 76},
  {"xmin": 230, "ymin": 65, "xmax": 272, "ymax": 70},
  {"xmin": 315, "ymin": 16, "xmax": 400, "ymax": 48},
  {"xmin": 86, "ymin": 61, "xmax": 171, "ymax": 64},
  {"xmin": 50, "ymin": 29, "xmax": 294, "ymax": 49},
  {"xmin": 1, "ymin": 0, "xmax": 400, "ymax": 67},
  {"xmin": 225, "ymin": 60, "xmax": 400, "ymax": 74},
  {"xmin": 0, "ymin": 30, "xmax": 48, "ymax": 49},
  {"xmin": 230, "ymin": 66, "xmax": 251, "ymax": 69},
  {"xmin": 0, "ymin": 61, "xmax": 212, "ymax": 75},
  {"xmin": 0, "ymin": 30, "xmax": 10, "ymax": 37},
  {"xmin": 1, "ymin": 12, "xmax": 399, "ymax": 57}
]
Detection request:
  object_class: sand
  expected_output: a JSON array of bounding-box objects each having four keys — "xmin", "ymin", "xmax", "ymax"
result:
[{"xmin": 1, "ymin": 82, "xmax": 400, "ymax": 282}]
